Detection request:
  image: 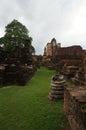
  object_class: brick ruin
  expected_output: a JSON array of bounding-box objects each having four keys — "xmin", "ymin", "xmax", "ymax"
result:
[
  {"xmin": 71, "ymin": 51, "xmax": 86, "ymax": 85},
  {"xmin": 49, "ymin": 74, "xmax": 66, "ymax": 101},
  {"xmin": 44, "ymin": 38, "xmax": 86, "ymax": 130},
  {"xmin": 56, "ymin": 45, "xmax": 83, "ymax": 70},
  {"xmin": 56, "ymin": 46, "xmax": 86, "ymax": 130},
  {"xmin": 43, "ymin": 38, "xmax": 85, "ymax": 80},
  {"xmin": 42, "ymin": 38, "xmax": 61, "ymax": 69},
  {"xmin": 0, "ymin": 36, "xmax": 86, "ymax": 129},
  {"xmin": 43, "ymin": 38, "xmax": 84, "ymax": 72},
  {"xmin": 0, "ymin": 40, "xmax": 37, "ymax": 86},
  {"xmin": 64, "ymin": 86, "xmax": 86, "ymax": 130}
]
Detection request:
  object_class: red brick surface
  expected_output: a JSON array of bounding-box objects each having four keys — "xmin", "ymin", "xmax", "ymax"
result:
[{"xmin": 64, "ymin": 86, "xmax": 86, "ymax": 130}]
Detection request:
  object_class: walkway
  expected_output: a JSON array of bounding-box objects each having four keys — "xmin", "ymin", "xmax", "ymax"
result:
[{"xmin": 0, "ymin": 67, "xmax": 64, "ymax": 130}]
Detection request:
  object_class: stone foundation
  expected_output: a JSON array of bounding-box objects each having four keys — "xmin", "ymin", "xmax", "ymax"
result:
[
  {"xmin": 0, "ymin": 64, "xmax": 35, "ymax": 86},
  {"xmin": 64, "ymin": 86, "xmax": 86, "ymax": 130}
]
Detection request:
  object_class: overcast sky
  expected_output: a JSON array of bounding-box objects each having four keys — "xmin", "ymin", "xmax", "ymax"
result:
[{"xmin": 0, "ymin": 0, "xmax": 86, "ymax": 54}]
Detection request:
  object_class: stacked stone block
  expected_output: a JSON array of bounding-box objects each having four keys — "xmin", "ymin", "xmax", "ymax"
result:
[{"xmin": 49, "ymin": 74, "xmax": 66, "ymax": 101}]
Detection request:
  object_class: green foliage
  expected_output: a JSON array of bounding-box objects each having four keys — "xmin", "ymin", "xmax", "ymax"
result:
[
  {"xmin": 30, "ymin": 45, "xmax": 35, "ymax": 54},
  {"xmin": 2, "ymin": 19, "xmax": 32, "ymax": 51},
  {"xmin": 0, "ymin": 67, "xmax": 64, "ymax": 130}
]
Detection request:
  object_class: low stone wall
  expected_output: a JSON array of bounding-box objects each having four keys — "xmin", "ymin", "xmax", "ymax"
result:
[
  {"xmin": 64, "ymin": 86, "xmax": 86, "ymax": 130},
  {"xmin": 0, "ymin": 64, "xmax": 35, "ymax": 86}
]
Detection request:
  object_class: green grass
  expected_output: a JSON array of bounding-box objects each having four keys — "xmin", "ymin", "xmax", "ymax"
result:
[{"xmin": 0, "ymin": 67, "xmax": 64, "ymax": 130}]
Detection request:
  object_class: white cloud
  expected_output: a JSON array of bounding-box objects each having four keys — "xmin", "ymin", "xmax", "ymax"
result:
[{"xmin": 0, "ymin": 0, "xmax": 86, "ymax": 54}]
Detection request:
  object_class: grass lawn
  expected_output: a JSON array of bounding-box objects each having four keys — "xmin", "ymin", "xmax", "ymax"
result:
[{"xmin": 0, "ymin": 67, "xmax": 64, "ymax": 130}]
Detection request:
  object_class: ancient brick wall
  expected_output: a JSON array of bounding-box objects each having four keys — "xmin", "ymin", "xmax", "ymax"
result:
[
  {"xmin": 64, "ymin": 86, "xmax": 86, "ymax": 130},
  {"xmin": 56, "ymin": 46, "xmax": 83, "ymax": 66},
  {"xmin": 56, "ymin": 46, "xmax": 83, "ymax": 59},
  {"xmin": 46, "ymin": 43, "xmax": 52, "ymax": 56}
]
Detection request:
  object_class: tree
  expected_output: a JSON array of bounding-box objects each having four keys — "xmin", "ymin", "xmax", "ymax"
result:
[
  {"xmin": 30, "ymin": 46, "xmax": 35, "ymax": 55},
  {"xmin": 2, "ymin": 19, "xmax": 32, "ymax": 51}
]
